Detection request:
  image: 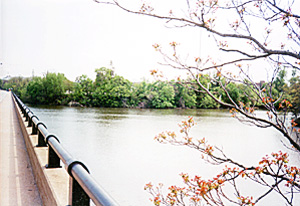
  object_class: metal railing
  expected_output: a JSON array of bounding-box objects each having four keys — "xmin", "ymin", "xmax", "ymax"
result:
[{"xmin": 12, "ymin": 93, "xmax": 119, "ymax": 206}]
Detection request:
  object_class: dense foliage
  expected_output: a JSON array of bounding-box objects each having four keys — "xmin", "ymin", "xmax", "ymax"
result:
[{"xmin": 1, "ymin": 67, "xmax": 299, "ymax": 114}]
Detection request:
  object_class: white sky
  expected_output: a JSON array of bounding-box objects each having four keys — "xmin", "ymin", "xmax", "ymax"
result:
[
  {"xmin": 0, "ymin": 0, "xmax": 211, "ymax": 82},
  {"xmin": 1, "ymin": 0, "xmax": 297, "ymax": 82}
]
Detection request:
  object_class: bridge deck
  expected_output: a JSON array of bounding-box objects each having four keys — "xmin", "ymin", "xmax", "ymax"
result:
[{"xmin": 0, "ymin": 90, "xmax": 42, "ymax": 205}]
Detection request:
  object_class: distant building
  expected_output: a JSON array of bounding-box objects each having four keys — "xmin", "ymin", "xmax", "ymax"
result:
[
  {"xmin": 256, "ymin": 80, "xmax": 265, "ymax": 88},
  {"xmin": 2, "ymin": 75, "xmax": 11, "ymax": 83}
]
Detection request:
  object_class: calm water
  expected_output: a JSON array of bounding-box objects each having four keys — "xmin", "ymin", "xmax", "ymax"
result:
[{"xmin": 29, "ymin": 106, "xmax": 300, "ymax": 205}]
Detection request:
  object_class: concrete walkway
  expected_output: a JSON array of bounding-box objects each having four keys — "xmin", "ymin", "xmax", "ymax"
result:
[{"xmin": 0, "ymin": 90, "xmax": 42, "ymax": 205}]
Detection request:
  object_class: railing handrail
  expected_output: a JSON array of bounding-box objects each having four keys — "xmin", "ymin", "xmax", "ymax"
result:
[{"xmin": 12, "ymin": 92, "xmax": 119, "ymax": 206}]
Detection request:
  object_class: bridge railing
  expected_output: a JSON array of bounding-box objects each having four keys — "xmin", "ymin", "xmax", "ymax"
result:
[{"xmin": 12, "ymin": 93, "xmax": 119, "ymax": 206}]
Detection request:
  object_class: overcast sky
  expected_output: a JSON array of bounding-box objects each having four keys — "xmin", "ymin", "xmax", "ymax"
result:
[
  {"xmin": 0, "ymin": 0, "xmax": 212, "ymax": 82},
  {"xmin": 1, "ymin": 0, "xmax": 297, "ymax": 82}
]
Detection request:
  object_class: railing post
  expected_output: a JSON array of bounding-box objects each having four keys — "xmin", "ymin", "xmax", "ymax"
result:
[
  {"xmin": 45, "ymin": 135, "xmax": 61, "ymax": 168},
  {"xmin": 37, "ymin": 130, "xmax": 47, "ymax": 147},
  {"xmin": 31, "ymin": 115, "xmax": 39, "ymax": 134},
  {"xmin": 25, "ymin": 109, "xmax": 31, "ymax": 121},
  {"xmin": 32, "ymin": 124, "xmax": 37, "ymax": 134},
  {"xmin": 69, "ymin": 178, "xmax": 90, "ymax": 206},
  {"xmin": 27, "ymin": 114, "xmax": 32, "ymax": 126},
  {"xmin": 24, "ymin": 107, "xmax": 28, "ymax": 118},
  {"xmin": 68, "ymin": 162, "xmax": 90, "ymax": 206},
  {"xmin": 36, "ymin": 122, "xmax": 47, "ymax": 147}
]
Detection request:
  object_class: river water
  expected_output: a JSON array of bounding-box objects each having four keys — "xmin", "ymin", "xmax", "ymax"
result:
[{"xmin": 29, "ymin": 106, "xmax": 300, "ymax": 206}]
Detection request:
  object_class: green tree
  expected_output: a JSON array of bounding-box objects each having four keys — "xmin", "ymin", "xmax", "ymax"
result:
[
  {"xmin": 3, "ymin": 76, "xmax": 30, "ymax": 98},
  {"xmin": 73, "ymin": 75, "xmax": 94, "ymax": 106},
  {"xmin": 43, "ymin": 73, "xmax": 66, "ymax": 104},
  {"xmin": 274, "ymin": 69, "xmax": 287, "ymax": 93},
  {"xmin": 173, "ymin": 81, "xmax": 197, "ymax": 108},
  {"xmin": 147, "ymin": 81, "xmax": 175, "ymax": 109},
  {"xmin": 26, "ymin": 72, "xmax": 68, "ymax": 104},
  {"xmin": 191, "ymin": 75, "xmax": 221, "ymax": 109},
  {"xmin": 26, "ymin": 77, "xmax": 45, "ymax": 104},
  {"xmin": 223, "ymin": 83, "xmax": 241, "ymax": 104},
  {"xmin": 130, "ymin": 80, "xmax": 151, "ymax": 108},
  {"xmin": 93, "ymin": 67, "xmax": 133, "ymax": 107},
  {"xmin": 289, "ymin": 76, "xmax": 300, "ymax": 117},
  {"xmin": 198, "ymin": 93, "xmax": 218, "ymax": 109}
]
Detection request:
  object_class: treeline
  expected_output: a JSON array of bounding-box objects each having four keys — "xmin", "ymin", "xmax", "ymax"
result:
[{"xmin": 1, "ymin": 67, "xmax": 299, "ymax": 113}]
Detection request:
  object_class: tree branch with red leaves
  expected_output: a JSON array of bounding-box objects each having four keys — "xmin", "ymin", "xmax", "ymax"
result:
[{"xmin": 92, "ymin": 0, "xmax": 300, "ymax": 205}]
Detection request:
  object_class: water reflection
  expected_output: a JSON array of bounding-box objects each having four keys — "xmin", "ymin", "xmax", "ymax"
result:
[{"xmin": 29, "ymin": 106, "xmax": 300, "ymax": 206}]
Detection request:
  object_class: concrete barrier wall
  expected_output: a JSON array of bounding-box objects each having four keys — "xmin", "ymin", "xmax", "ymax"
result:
[{"xmin": 12, "ymin": 95, "xmax": 69, "ymax": 206}]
